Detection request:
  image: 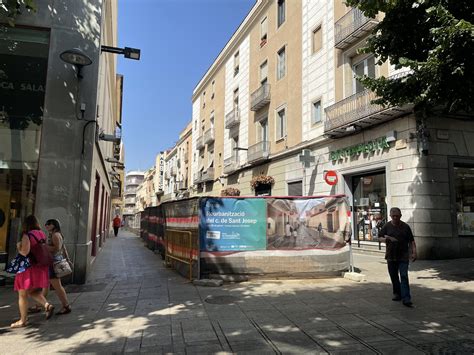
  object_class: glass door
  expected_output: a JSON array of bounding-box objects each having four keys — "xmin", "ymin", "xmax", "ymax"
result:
[{"xmin": 352, "ymin": 171, "xmax": 387, "ymax": 242}]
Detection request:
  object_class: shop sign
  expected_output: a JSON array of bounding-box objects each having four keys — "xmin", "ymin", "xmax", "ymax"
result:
[
  {"xmin": 324, "ymin": 170, "xmax": 338, "ymax": 186},
  {"xmin": 329, "ymin": 137, "xmax": 390, "ymax": 161}
]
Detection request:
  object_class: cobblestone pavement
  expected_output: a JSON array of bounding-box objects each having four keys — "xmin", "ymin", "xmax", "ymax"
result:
[{"xmin": 1, "ymin": 230, "xmax": 473, "ymax": 354}]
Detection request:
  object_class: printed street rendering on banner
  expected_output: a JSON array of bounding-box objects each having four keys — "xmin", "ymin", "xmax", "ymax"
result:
[{"xmin": 200, "ymin": 198, "xmax": 267, "ymax": 251}]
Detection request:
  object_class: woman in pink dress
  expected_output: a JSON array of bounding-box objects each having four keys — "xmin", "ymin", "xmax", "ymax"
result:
[{"xmin": 11, "ymin": 215, "xmax": 54, "ymax": 328}]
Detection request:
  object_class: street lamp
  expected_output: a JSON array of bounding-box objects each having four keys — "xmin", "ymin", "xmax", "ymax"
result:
[
  {"xmin": 101, "ymin": 45, "xmax": 141, "ymax": 60},
  {"xmin": 60, "ymin": 48, "xmax": 93, "ymax": 79}
]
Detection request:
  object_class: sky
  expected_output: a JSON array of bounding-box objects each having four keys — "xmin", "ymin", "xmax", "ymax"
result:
[{"xmin": 118, "ymin": 0, "xmax": 255, "ymax": 172}]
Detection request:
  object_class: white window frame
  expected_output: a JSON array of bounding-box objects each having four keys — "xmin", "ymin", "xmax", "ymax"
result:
[
  {"xmin": 277, "ymin": 0, "xmax": 286, "ymax": 28},
  {"xmin": 260, "ymin": 16, "xmax": 268, "ymax": 45},
  {"xmin": 352, "ymin": 55, "xmax": 376, "ymax": 94},
  {"xmin": 311, "ymin": 98, "xmax": 322, "ymax": 125},
  {"xmin": 260, "ymin": 60, "xmax": 268, "ymax": 85},
  {"xmin": 275, "ymin": 105, "xmax": 287, "ymax": 141},
  {"xmin": 277, "ymin": 46, "xmax": 286, "ymax": 80},
  {"xmin": 234, "ymin": 51, "xmax": 240, "ymax": 77}
]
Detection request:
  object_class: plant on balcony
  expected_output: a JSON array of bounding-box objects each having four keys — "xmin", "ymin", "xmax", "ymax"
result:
[
  {"xmin": 220, "ymin": 187, "xmax": 240, "ymax": 196},
  {"xmin": 250, "ymin": 175, "xmax": 274, "ymax": 190}
]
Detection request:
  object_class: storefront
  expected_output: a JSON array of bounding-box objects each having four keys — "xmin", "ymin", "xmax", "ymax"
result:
[{"xmin": 0, "ymin": 26, "xmax": 49, "ymax": 262}]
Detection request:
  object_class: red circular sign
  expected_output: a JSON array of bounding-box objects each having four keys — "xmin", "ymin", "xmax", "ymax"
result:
[{"xmin": 324, "ymin": 170, "xmax": 338, "ymax": 186}]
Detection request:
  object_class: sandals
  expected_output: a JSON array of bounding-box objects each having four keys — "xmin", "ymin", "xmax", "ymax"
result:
[
  {"xmin": 10, "ymin": 320, "xmax": 29, "ymax": 328},
  {"xmin": 45, "ymin": 303, "xmax": 55, "ymax": 320},
  {"xmin": 56, "ymin": 305, "xmax": 72, "ymax": 315},
  {"xmin": 28, "ymin": 305, "xmax": 43, "ymax": 314}
]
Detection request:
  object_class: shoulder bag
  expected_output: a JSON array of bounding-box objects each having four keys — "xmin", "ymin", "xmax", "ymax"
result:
[{"xmin": 53, "ymin": 238, "xmax": 73, "ymax": 278}]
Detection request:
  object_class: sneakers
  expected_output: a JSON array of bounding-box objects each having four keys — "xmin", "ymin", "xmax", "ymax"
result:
[
  {"xmin": 392, "ymin": 295, "xmax": 402, "ymax": 301},
  {"xmin": 403, "ymin": 301, "xmax": 413, "ymax": 307}
]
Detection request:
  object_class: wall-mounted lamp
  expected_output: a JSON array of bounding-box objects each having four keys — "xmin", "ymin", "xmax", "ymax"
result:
[
  {"xmin": 99, "ymin": 132, "xmax": 121, "ymax": 144},
  {"xmin": 233, "ymin": 147, "xmax": 248, "ymax": 151},
  {"xmin": 60, "ymin": 48, "xmax": 92, "ymax": 79},
  {"xmin": 218, "ymin": 176, "xmax": 226, "ymax": 185},
  {"xmin": 345, "ymin": 124, "xmax": 358, "ymax": 132},
  {"xmin": 101, "ymin": 45, "xmax": 141, "ymax": 60}
]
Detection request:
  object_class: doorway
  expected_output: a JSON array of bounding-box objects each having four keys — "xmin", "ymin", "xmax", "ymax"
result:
[{"xmin": 352, "ymin": 170, "xmax": 387, "ymax": 242}]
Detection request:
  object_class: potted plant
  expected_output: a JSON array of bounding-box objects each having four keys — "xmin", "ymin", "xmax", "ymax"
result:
[
  {"xmin": 250, "ymin": 174, "xmax": 275, "ymax": 190},
  {"xmin": 220, "ymin": 187, "xmax": 241, "ymax": 196}
]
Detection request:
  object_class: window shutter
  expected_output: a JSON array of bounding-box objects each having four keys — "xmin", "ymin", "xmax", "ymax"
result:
[{"xmin": 288, "ymin": 181, "xmax": 302, "ymax": 196}]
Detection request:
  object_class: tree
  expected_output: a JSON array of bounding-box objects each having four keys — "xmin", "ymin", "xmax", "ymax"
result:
[
  {"xmin": 0, "ymin": 0, "xmax": 36, "ymax": 26},
  {"xmin": 345, "ymin": 0, "xmax": 474, "ymax": 117}
]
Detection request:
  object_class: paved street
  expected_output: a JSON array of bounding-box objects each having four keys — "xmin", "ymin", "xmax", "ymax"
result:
[{"xmin": 1, "ymin": 230, "xmax": 473, "ymax": 354}]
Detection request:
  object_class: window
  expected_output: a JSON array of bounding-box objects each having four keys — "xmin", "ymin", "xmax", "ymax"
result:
[
  {"xmin": 260, "ymin": 17, "xmax": 268, "ymax": 46},
  {"xmin": 210, "ymin": 112, "xmax": 214, "ymax": 129},
  {"xmin": 312, "ymin": 100, "xmax": 322, "ymax": 124},
  {"xmin": 202, "ymin": 91, "xmax": 206, "ymax": 108},
  {"xmin": 454, "ymin": 164, "xmax": 474, "ymax": 236},
  {"xmin": 211, "ymin": 80, "xmax": 215, "ymax": 99},
  {"xmin": 234, "ymin": 51, "xmax": 240, "ymax": 76},
  {"xmin": 276, "ymin": 107, "xmax": 286, "ymax": 140},
  {"xmin": 233, "ymin": 88, "xmax": 239, "ymax": 109},
  {"xmin": 288, "ymin": 181, "xmax": 303, "ymax": 196},
  {"xmin": 353, "ymin": 56, "xmax": 376, "ymax": 94},
  {"xmin": 277, "ymin": 0, "xmax": 285, "ymax": 27},
  {"xmin": 258, "ymin": 118, "xmax": 268, "ymax": 142},
  {"xmin": 312, "ymin": 26, "xmax": 322, "ymax": 54},
  {"xmin": 277, "ymin": 47, "xmax": 286, "ymax": 80},
  {"xmin": 260, "ymin": 60, "xmax": 268, "ymax": 85}
]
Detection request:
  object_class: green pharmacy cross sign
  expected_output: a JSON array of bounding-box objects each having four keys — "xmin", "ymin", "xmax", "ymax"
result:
[{"xmin": 330, "ymin": 137, "xmax": 390, "ymax": 161}]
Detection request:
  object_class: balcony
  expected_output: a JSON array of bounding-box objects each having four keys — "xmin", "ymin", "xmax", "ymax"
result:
[
  {"xmin": 250, "ymin": 83, "xmax": 271, "ymax": 111},
  {"xmin": 184, "ymin": 151, "xmax": 189, "ymax": 162},
  {"xmin": 225, "ymin": 108, "xmax": 240, "ymax": 128},
  {"xmin": 223, "ymin": 155, "xmax": 240, "ymax": 175},
  {"xmin": 170, "ymin": 166, "xmax": 177, "ymax": 176},
  {"xmin": 203, "ymin": 127, "xmax": 215, "ymax": 144},
  {"xmin": 164, "ymin": 170, "xmax": 170, "ymax": 180},
  {"xmin": 196, "ymin": 136, "xmax": 204, "ymax": 150},
  {"xmin": 334, "ymin": 8, "xmax": 379, "ymax": 50},
  {"xmin": 178, "ymin": 181, "xmax": 187, "ymax": 190},
  {"xmin": 324, "ymin": 72, "xmax": 413, "ymax": 138},
  {"xmin": 123, "ymin": 208, "xmax": 136, "ymax": 216},
  {"xmin": 124, "ymin": 197, "xmax": 135, "ymax": 205},
  {"xmin": 247, "ymin": 141, "xmax": 270, "ymax": 163},
  {"xmin": 201, "ymin": 167, "xmax": 215, "ymax": 182}
]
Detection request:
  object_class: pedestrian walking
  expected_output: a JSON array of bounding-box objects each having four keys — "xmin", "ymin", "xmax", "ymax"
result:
[
  {"xmin": 379, "ymin": 207, "xmax": 417, "ymax": 307},
  {"xmin": 10, "ymin": 215, "xmax": 54, "ymax": 328},
  {"xmin": 113, "ymin": 215, "xmax": 121, "ymax": 237},
  {"xmin": 44, "ymin": 219, "xmax": 72, "ymax": 315}
]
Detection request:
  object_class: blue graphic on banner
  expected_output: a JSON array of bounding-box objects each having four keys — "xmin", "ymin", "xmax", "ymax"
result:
[{"xmin": 200, "ymin": 198, "xmax": 266, "ymax": 251}]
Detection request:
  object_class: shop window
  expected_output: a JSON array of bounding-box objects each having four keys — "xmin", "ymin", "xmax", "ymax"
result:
[
  {"xmin": 454, "ymin": 164, "xmax": 474, "ymax": 235},
  {"xmin": 352, "ymin": 171, "xmax": 387, "ymax": 242}
]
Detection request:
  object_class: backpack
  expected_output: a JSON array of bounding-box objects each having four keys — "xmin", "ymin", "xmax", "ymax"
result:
[{"xmin": 28, "ymin": 232, "xmax": 53, "ymax": 266}]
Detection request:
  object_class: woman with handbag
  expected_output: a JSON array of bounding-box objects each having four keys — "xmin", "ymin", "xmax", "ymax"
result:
[
  {"xmin": 11, "ymin": 215, "xmax": 53, "ymax": 328},
  {"xmin": 44, "ymin": 219, "xmax": 72, "ymax": 315}
]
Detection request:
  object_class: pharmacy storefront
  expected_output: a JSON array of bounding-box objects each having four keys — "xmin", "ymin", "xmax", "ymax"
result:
[{"xmin": 315, "ymin": 116, "xmax": 474, "ymax": 259}]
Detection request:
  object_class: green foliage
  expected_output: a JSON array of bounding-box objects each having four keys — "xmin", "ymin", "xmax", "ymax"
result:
[
  {"xmin": 0, "ymin": 0, "xmax": 37, "ymax": 26},
  {"xmin": 345, "ymin": 0, "xmax": 474, "ymax": 115}
]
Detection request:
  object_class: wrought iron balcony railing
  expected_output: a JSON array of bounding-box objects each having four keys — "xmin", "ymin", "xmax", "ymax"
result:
[
  {"xmin": 225, "ymin": 108, "xmax": 240, "ymax": 128},
  {"xmin": 203, "ymin": 127, "xmax": 215, "ymax": 144},
  {"xmin": 334, "ymin": 8, "xmax": 379, "ymax": 49},
  {"xmin": 178, "ymin": 181, "xmax": 187, "ymax": 190},
  {"xmin": 250, "ymin": 83, "xmax": 271, "ymax": 111},
  {"xmin": 247, "ymin": 141, "xmax": 270, "ymax": 163},
  {"xmin": 324, "ymin": 71, "xmax": 413, "ymax": 137}
]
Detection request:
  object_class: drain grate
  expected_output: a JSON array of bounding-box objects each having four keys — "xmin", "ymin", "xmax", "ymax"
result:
[
  {"xmin": 66, "ymin": 283, "xmax": 107, "ymax": 293},
  {"xmin": 205, "ymin": 295, "xmax": 239, "ymax": 305}
]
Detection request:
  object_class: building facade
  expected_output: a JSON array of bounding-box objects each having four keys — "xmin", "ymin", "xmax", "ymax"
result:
[
  {"xmin": 183, "ymin": 0, "xmax": 474, "ymax": 259},
  {"xmin": 0, "ymin": 0, "xmax": 125, "ymax": 282},
  {"xmin": 123, "ymin": 171, "xmax": 144, "ymax": 229}
]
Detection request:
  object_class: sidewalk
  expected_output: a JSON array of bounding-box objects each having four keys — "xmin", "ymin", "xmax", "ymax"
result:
[{"xmin": 0, "ymin": 230, "xmax": 473, "ymax": 354}]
